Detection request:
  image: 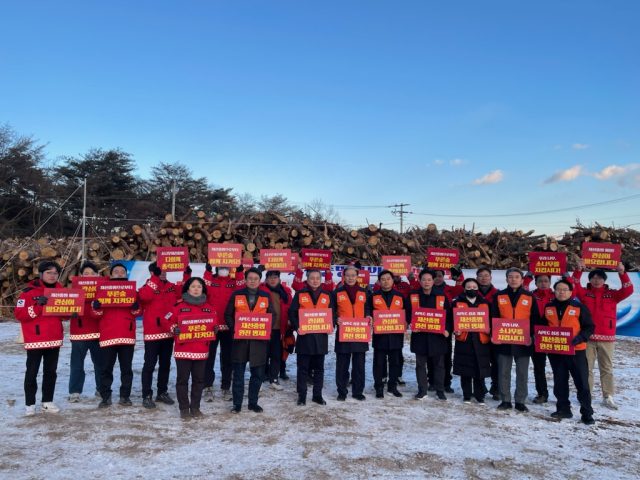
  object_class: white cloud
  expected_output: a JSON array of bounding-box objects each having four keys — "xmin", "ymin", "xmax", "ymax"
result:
[
  {"xmin": 543, "ymin": 165, "xmax": 583, "ymax": 184},
  {"xmin": 433, "ymin": 159, "xmax": 444, "ymax": 165},
  {"xmin": 471, "ymin": 170, "xmax": 503, "ymax": 185},
  {"xmin": 588, "ymin": 164, "xmax": 640, "ymax": 185},
  {"xmin": 553, "ymin": 145, "xmax": 562, "ymax": 150},
  {"xmin": 572, "ymin": 143, "xmax": 590, "ymax": 149},
  {"xmin": 450, "ymin": 158, "xmax": 468, "ymax": 166}
]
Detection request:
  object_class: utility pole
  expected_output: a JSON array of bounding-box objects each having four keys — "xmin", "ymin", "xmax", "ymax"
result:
[
  {"xmin": 389, "ymin": 203, "xmax": 413, "ymax": 234},
  {"xmin": 81, "ymin": 178, "xmax": 87, "ymax": 263},
  {"xmin": 171, "ymin": 180, "xmax": 177, "ymax": 220}
]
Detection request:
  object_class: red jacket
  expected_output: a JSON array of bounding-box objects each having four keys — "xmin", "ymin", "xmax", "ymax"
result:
[
  {"xmin": 202, "ymin": 270, "xmax": 245, "ymax": 330},
  {"xmin": 70, "ymin": 298, "xmax": 101, "ymax": 341},
  {"xmin": 164, "ymin": 300, "xmax": 214, "ymax": 360},
  {"xmin": 259, "ymin": 283, "xmax": 293, "ymax": 339},
  {"xmin": 292, "ymin": 268, "xmax": 335, "ymax": 292},
  {"xmin": 92, "ymin": 280, "xmax": 142, "ymax": 347},
  {"xmin": 530, "ymin": 288, "xmax": 555, "ymax": 316},
  {"xmin": 478, "ymin": 284, "xmax": 499, "ymax": 304},
  {"xmin": 571, "ymin": 270, "xmax": 634, "ymax": 341},
  {"xmin": 15, "ymin": 280, "xmax": 65, "ymax": 350},
  {"xmin": 138, "ymin": 274, "xmax": 181, "ymax": 341}
]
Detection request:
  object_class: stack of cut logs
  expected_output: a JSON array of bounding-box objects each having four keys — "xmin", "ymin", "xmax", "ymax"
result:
[{"xmin": 2, "ymin": 213, "xmax": 639, "ymax": 313}]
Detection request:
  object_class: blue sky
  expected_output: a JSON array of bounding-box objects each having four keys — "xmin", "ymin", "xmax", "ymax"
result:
[{"xmin": 2, "ymin": 1, "xmax": 638, "ymax": 234}]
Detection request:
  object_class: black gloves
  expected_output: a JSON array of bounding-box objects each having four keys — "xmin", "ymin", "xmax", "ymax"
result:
[
  {"xmin": 205, "ymin": 263, "xmax": 213, "ymax": 273},
  {"xmin": 152, "ymin": 266, "xmax": 162, "ymax": 277},
  {"xmin": 131, "ymin": 302, "xmax": 139, "ymax": 310},
  {"xmin": 524, "ymin": 272, "xmax": 535, "ymax": 280},
  {"xmin": 92, "ymin": 300, "xmax": 102, "ymax": 310},
  {"xmin": 185, "ymin": 265, "xmax": 192, "ymax": 275},
  {"xmin": 37, "ymin": 296, "xmax": 49, "ymax": 306},
  {"xmin": 70, "ymin": 312, "xmax": 79, "ymax": 319},
  {"xmin": 174, "ymin": 327, "xmax": 181, "ymax": 336},
  {"xmin": 571, "ymin": 334, "xmax": 585, "ymax": 346},
  {"xmin": 450, "ymin": 266, "xmax": 462, "ymax": 281},
  {"xmin": 257, "ymin": 265, "xmax": 265, "ymax": 273},
  {"xmin": 236, "ymin": 265, "xmax": 244, "ymax": 273}
]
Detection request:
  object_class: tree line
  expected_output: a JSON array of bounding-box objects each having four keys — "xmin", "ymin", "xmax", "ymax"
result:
[{"xmin": 0, "ymin": 124, "xmax": 340, "ymax": 238}]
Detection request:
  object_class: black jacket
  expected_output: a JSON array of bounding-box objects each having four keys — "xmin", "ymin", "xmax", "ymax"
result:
[
  {"xmin": 541, "ymin": 298, "xmax": 595, "ymax": 342},
  {"xmin": 451, "ymin": 295, "xmax": 491, "ymax": 378},
  {"xmin": 405, "ymin": 289, "xmax": 453, "ymax": 357},
  {"xmin": 224, "ymin": 288, "xmax": 276, "ymax": 367},
  {"xmin": 288, "ymin": 287, "xmax": 336, "ymax": 356},
  {"xmin": 490, "ymin": 286, "xmax": 542, "ymax": 357},
  {"xmin": 368, "ymin": 289, "xmax": 405, "ymax": 351}
]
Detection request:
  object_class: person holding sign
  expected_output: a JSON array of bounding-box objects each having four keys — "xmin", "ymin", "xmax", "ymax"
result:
[
  {"xmin": 68, "ymin": 262, "xmax": 103, "ymax": 403},
  {"xmin": 572, "ymin": 260, "xmax": 633, "ymax": 410},
  {"xmin": 164, "ymin": 277, "xmax": 216, "ymax": 420},
  {"xmin": 259, "ymin": 270, "xmax": 293, "ymax": 391},
  {"xmin": 15, "ymin": 261, "xmax": 66, "ymax": 416},
  {"xmin": 452, "ymin": 279, "xmax": 491, "ymax": 404},
  {"xmin": 368, "ymin": 269, "xmax": 405, "ymax": 399},
  {"xmin": 92, "ymin": 263, "xmax": 142, "ymax": 408},
  {"xmin": 406, "ymin": 269, "xmax": 453, "ymax": 401},
  {"xmin": 224, "ymin": 268, "xmax": 276, "ymax": 414},
  {"xmin": 288, "ymin": 269, "xmax": 337, "ymax": 406},
  {"xmin": 201, "ymin": 263, "xmax": 245, "ymax": 402},
  {"xmin": 333, "ymin": 265, "xmax": 372, "ymax": 401},
  {"xmin": 292, "ymin": 265, "xmax": 335, "ymax": 292},
  {"xmin": 523, "ymin": 273, "xmax": 555, "ymax": 405},
  {"xmin": 138, "ymin": 262, "xmax": 180, "ymax": 409},
  {"xmin": 490, "ymin": 268, "xmax": 541, "ymax": 413},
  {"xmin": 542, "ymin": 279, "xmax": 595, "ymax": 424},
  {"xmin": 475, "ymin": 267, "xmax": 500, "ymax": 400}
]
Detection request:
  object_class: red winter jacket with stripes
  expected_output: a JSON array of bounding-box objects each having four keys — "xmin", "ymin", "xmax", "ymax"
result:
[
  {"xmin": 138, "ymin": 274, "xmax": 182, "ymax": 341},
  {"xmin": 15, "ymin": 280, "xmax": 65, "ymax": 350},
  {"xmin": 164, "ymin": 300, "xmax": 215, "ymax": 360},
  {"xmin": 92, "ymin": 280, "xmax": 142, "ymax": 347}
]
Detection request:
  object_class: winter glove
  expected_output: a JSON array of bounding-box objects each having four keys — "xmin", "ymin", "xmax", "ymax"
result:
[
  {"xmin": 131, "ymin": 302, "xmax": 139, "ymax": 310},
  {"xmin": 571, "ymin": 334, "xmax": 585, "ymax": 346},
  {"xmin": 236, "ymin": 265, "xmax": 244, "ymax": 273},
  {"xmin": 561, "ymin": 272, "xmax": 571, "ymax": 279},
  {"xmin": 257, "ymin": 265, "xmax": 266, "ymax": 273},
  {"xmin": 185, "ymin": 265, "xmax": 192, "ymax": 275},
  {"xmin": 92, "ymin": 300, "xmax": 102, "ymax": 310},
  {"xmin": 37, "ymin": 296, "xmax": 49, "ymax": 306},
  {"xmin": 450, "ymin": 266, "xmax": 462, "ymax": 281},
  {"xmin": 408, "ymin": 272, "xmax": 415, "ymax": 281},
  {"xmin": 152, "ymin": 265, "xmax": 162, "ymax": 277},
  {"xmin": 174, "ymin": 327, "xmax": 181, "ymax": 336},
  {"xmin": 70, "ymin": 312, "xmax": 79, "ymax": 319},
  {"xmin": 205, "ymin": 263, "xmax": 213, "ymax": 273},
  {"xmin": 524, "ymin": 272, "xmax": 535, "ymax": 280},
  {"xmin": 354, "ymin": 261, "xmax": 362, "ymax": 270}
]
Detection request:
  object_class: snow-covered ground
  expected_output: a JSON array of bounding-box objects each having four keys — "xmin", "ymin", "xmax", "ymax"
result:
[{"xmin": 1, "ymin": 321, "xmax": 638, "ymax": 479}]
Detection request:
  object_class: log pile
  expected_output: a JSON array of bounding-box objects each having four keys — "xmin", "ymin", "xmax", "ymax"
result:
[{"xmin": 2, "ymin": 213, "xmax": 640, "ymax": 315}]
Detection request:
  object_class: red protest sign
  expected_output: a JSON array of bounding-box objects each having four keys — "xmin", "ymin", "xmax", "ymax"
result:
[
  {"xmin": 427, "ymin": 248, "xmax": 459, "ymax": 270},
  {"xmin": 242, "ymin": 257, "xmax": 255, "ymax": 270},
  {"xmin": 177, "ymin": 314, "xmax": 216, "ymax": 343},
  {"xmin": 95, "ymin": 281, "xmax": 137, "ymax": 307},
  {"xmin": 291, "ymin": 254, "xmax": 299, "ymax": 272},
  {"xmin": 260, "ymin": 249, "xmax": 293, "ymax": 271},
  {"xmin": 411, "ymin": 308, "xmax": 446, "ymax": 334},
  {"xmin": 356, "ymin": 270, "xmax": 370, "ymax": 288},
  {"xmin": 534, "ymin": 326, "xmax": 574, "ymax": 355},
  {"xmin": 528, "ymin": 252, "xmax": 566, "ymax": 276},
  {"xmin": 491, "ymin": 318, "xmax": 531, "ymax": 345},
  {"xmin": 157, "ymin": 247, "xmax": 189, "ymax": 272},
  {"xmin": 373, "ymin": 310, "xmax": 407, "ymax": 334},
  {"xmin": 453, "ymin": 307, "xmax": 489, "ymax": 332},
  {"xmin": 382, "ymin": 256, "xmax": 412, "ymax": 276},
  {"xmin": 338, "ymin": 318, "xmax": 371, "ymax": 342},
  {"xmin": 43, "ymin": 288, "xmax": 85, "ymax": 316},
  {"xmin": 71, "ymin": 277, "xmax": 109, "ymax": 300},
  {"xmin": 301, "ymin": 249, "xmax": 331, "ymax": 271},
  {"xmin": 582, "ymin": 242, "xmax": 621, "ymax": 269},
  {"xmin": 208, "ymin": 243, "xmax": 242, "ymax": 268},
  {"xmin": 234, "ymin": 313, "xmax": 272, "ymax": 340},
  {"xmin": 299, "ymin": 308, "xmax": 334, "ymax": 334}
]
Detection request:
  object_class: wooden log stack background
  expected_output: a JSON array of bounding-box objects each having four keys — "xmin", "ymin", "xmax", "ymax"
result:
[{"xmin": 2, "ymin": 211, "xmax": 640, "ymax": 315}]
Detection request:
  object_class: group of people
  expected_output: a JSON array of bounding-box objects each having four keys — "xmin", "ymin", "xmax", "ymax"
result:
[{"xmin": 16, "ymin": 256, "xmax": 632, "ymax": 425}]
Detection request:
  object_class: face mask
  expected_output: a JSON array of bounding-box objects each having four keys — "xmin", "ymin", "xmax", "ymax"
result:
[
  {"xmin": 465, "ymin": 289, "xmax": 478, "ymax": 299},
  {"xmin": 218, "ymin": 268, "xmax": 230, "ymax": 277}
]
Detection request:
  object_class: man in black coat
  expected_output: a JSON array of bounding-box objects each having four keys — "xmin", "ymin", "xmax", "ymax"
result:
[
  {"xmin": 405, "ymin": 269, "xmax": 453, "ymax": 401},
  {"xmin": 288, "ymin": 269, "xmax": 337, "ymax": 406}
]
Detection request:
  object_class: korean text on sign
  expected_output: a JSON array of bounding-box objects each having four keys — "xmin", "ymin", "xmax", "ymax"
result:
[
  {"xmin": 178, "ymin": 314, "xmax": 216, "ymax": 343},
  {"xmin": 299, "ymin": 308, "xmax": 333, "ymax": 334},
  {"xmin": 95, "ymin": 281, "xmax": 137, "ymax": 307},
  {"xmin": 43, "ymin": 288, "xmax": 85, "ymax": 316},
  {"xmin": 157, "ymin": 247, "xmax": 189, "ymax": 272},
  {"xmin": 453, "ymin": 307, "xmax": 489, "ymax": 332},
  {"xmin": 534, "ymin": 326, "xmax": 575, "ymax": 355},
  {"xmin": 581, "ymin": 242, "xmax": 621, "ymax": 269},
  {"xmin": 411, "ymin": 308, "xmax": 446, "ymax": 334},
  {"xmin": 301, "ymin": 249, "xmax": 331, "ymax": 271},
  {"xmin": 426, "ymin": 248, "xmax": 459, "ymax": 270},
  {"xmin": 234, "ymin": 313, "xmax": 272, "ymax": 340},
  {"xmin": 338, "ymin": 318, "xmax": 371, "ymax": 342},
  {"xmin": 373, "ymin": 310, "xmax": 407, "ymax": 334},
  {"xmin": 208, "ymin": 243, "xmax": 242, "ymax": 268},
  {"xmin": 491, "ymin": 318, "xmax": 531, "ymax": 345}
]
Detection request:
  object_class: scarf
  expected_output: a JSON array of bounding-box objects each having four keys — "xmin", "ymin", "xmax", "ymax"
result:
[
  {"xmin": 182, "ymin": 293, "xmax": 207, "ymax": 305},
  {"xmin": 266, "ymin": 283, "xmax": 289, "ymax": 304}
]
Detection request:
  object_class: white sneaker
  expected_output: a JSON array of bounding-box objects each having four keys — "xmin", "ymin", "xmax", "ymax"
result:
[
  {"xmin": 270, "ymin": 381, "xmax": 284, "ymax": 391},
  {"xmin": 602, "ymin": 396, "xmax": 619, "ymax": 410},
  {"xmin": 25, "ymin": 405, "xmax": 36, "ymax": 416},
  {"xmin": 203, "ymin": 387, "xmax": 214, "ymax": 403},
  {"xmin": 41, "ymin": 402, "xmax": 60, "ymax": 413},
  {"xmin": 221, "ymin": 389, "xmax": 232, "ymax": 401},
  {"xmin": 69, "ymin": 393, "xmax": 80, "ymax": 403}
]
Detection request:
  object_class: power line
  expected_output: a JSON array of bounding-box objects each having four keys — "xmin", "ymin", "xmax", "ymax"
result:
[{"xmin": 389, "ymin": 203, "xmax": 413, "ymax": 234}]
